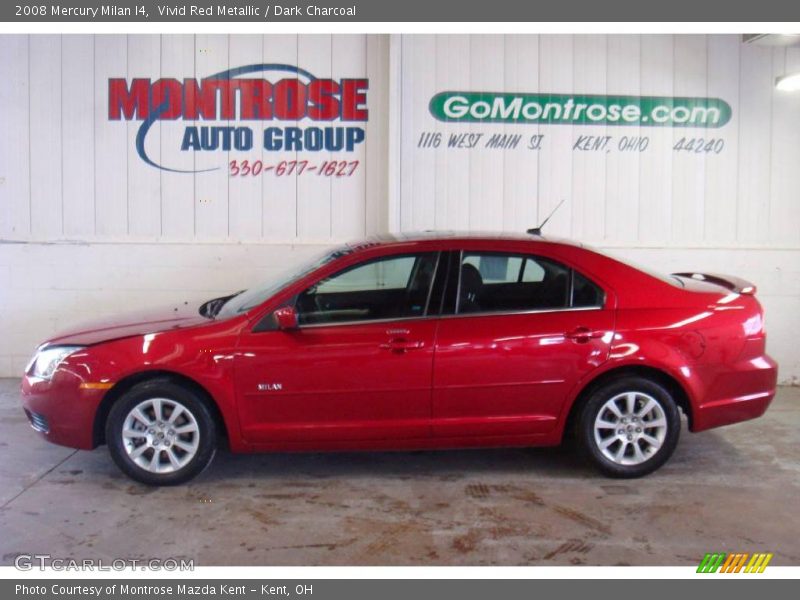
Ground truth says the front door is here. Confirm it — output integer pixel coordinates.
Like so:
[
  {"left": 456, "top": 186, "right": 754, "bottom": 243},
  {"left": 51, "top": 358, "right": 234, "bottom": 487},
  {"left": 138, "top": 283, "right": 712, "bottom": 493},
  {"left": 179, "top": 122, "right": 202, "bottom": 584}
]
[
  {"left": 432, "top": 251, "right": 614, "bottom": 438},
  {"left": 236, "top": 252, "right": 441, "bottom": 444}
]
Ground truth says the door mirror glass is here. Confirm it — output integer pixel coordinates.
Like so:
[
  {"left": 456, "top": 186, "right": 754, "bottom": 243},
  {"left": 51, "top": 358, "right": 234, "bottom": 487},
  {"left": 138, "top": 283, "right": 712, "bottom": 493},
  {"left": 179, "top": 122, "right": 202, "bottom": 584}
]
[{"left": 272, "top": 306, "right": 299, "bottom": 330}]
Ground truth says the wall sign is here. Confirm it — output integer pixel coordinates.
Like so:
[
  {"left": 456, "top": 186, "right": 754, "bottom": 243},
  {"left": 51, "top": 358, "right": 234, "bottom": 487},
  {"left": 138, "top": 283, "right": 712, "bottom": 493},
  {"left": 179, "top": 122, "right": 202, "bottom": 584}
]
[
  {"left": 108, "top": 63, "right": 369, "bottom": 173},
  {"left": 430, "top": 92, "right": 731, "bottom": 128},
  {"left": 420, "top": 90, "right": 733, "bottom": 158}
]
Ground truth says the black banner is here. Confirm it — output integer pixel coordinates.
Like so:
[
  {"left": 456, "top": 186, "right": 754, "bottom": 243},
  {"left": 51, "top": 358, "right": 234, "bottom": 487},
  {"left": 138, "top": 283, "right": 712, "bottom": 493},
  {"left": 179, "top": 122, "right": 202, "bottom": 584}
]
[
  {"left": 3, "top": 0, "right": 800, "bottom": 22},
  {"left": 4, "top": 580, "right": 799, "bottom": 600}
]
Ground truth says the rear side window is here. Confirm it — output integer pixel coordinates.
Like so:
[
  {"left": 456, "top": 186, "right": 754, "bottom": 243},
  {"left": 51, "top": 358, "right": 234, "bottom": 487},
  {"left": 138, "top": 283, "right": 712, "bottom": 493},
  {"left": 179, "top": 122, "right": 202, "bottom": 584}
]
[
  {"left": 572, "top": 270, "right": 604, "bottom": 307},
  {"left": 457, "top": 252, "right": 603, "bottom": 314}
]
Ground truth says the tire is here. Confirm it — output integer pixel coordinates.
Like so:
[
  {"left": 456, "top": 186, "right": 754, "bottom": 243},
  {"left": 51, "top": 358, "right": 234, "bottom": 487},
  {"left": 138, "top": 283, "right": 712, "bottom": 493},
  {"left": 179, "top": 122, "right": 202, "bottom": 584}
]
[
  {"left": 106, "top": 378, "right": 217, "bottom": 486},
  {"left": 576, "top": 376, "right": 681, "bottom": 478}
]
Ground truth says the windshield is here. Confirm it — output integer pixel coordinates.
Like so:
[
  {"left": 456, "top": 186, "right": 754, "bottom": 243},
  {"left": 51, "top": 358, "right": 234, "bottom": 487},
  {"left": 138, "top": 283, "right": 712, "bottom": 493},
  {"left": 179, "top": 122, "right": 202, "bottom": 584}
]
[{"left": 215, "top": 246, "right": 352, "bottom": 319}]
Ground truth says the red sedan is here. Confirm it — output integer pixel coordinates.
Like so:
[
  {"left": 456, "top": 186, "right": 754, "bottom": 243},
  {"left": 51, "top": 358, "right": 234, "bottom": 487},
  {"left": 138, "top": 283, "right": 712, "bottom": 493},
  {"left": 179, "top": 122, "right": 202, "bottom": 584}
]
[{"left": 21, "top": 233, "right": 777, "bottom": 485}]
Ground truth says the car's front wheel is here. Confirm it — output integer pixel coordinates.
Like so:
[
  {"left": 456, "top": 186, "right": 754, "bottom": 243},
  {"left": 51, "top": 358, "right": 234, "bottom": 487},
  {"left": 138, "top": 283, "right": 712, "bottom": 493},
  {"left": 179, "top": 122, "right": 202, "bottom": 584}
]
[
  {"left": 577, "top": 376, "right": 681, "bottom": 478},
  {"left": 106, "top": 379, "right": 217, "bottom": 485}
]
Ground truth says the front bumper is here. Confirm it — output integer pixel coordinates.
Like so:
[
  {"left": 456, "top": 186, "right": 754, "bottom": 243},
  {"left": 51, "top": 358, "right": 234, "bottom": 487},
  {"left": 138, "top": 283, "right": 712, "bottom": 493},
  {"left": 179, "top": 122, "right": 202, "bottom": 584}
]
[
  {"left": 20, "top": 371, "right": 109, "bottom": 450},
  {"left": 691, "top": 354, "right": 778, "bottom": 432}
]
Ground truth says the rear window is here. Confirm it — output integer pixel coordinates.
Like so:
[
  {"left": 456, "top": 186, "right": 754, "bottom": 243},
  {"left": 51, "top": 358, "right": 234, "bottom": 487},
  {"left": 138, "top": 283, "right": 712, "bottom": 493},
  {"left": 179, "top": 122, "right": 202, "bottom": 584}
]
[{"left": 457, "top": 252, "right": 604, "bottom": 314}]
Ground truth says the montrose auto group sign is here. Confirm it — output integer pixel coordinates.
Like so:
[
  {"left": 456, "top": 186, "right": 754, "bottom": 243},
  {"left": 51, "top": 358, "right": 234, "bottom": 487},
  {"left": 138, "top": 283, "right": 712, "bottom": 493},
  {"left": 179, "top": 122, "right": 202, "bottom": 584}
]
[{"left": 108, "top": 63, "right": 368, "bottom": 175}]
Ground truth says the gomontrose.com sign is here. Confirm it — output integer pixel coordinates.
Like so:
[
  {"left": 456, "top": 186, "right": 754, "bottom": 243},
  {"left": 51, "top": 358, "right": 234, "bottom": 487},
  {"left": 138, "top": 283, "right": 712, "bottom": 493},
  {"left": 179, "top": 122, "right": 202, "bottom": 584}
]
[{"left": 430, "top": 92, "right": 732, "bottom": 128}]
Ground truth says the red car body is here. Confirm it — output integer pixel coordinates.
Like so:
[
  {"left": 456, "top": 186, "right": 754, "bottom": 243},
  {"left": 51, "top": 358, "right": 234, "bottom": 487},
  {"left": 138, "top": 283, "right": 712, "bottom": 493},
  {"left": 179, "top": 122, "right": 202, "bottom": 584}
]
[{"left": 21, "top": 233, "right": 778, "bottom": 458}]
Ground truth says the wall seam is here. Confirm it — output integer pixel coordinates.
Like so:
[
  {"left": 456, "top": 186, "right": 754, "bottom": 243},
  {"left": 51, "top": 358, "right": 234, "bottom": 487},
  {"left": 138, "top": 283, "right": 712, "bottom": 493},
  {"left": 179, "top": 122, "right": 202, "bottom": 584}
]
[
  {"left": 60, "top": 34, "right": 65, "bottom": 236},
  {"left": 27, "top": 35, "right": 32, "bottom": 235},
  {"left": 93, "top": 36, "right": 97, "bottom": 235}
]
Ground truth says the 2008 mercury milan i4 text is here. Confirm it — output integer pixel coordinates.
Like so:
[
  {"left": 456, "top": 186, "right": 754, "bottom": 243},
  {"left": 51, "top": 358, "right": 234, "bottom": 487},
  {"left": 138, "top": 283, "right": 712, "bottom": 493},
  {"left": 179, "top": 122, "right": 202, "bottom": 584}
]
[{"left": 21, "top": 232, "right": 778, "bottom": 485}]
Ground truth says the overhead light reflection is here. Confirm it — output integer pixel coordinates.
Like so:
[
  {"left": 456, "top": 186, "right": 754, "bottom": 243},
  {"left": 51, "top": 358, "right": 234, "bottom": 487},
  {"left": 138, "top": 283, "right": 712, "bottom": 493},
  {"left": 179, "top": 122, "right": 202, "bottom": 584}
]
[{"left": 776, "top": 72, "right": 800, "bottom": 91}]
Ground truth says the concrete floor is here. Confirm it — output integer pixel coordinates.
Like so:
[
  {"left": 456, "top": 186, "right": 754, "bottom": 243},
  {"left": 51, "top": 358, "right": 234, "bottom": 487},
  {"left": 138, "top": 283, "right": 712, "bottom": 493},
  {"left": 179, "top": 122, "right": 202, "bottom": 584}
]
[{"left": 1, "top": 378, "right": 798, "bottom": 566}]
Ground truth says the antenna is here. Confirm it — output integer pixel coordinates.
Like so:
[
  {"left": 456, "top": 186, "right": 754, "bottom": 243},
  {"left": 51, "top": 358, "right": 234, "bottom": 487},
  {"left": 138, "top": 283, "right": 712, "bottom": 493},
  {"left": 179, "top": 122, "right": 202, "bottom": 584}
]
[{"left": 527, "top": 199, "right": 566, "bottom": 235}]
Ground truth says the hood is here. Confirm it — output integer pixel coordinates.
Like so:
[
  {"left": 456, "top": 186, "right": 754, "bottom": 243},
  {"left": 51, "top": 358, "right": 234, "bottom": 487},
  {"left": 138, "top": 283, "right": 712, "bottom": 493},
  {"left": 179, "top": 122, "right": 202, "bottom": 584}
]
[{"left": 46, "top": 300, "right": 212, "bottom": 346}]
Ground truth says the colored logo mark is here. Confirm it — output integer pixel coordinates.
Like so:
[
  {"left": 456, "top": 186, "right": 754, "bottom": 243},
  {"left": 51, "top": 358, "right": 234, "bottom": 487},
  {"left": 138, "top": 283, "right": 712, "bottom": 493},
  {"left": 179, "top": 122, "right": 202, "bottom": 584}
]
[{"left": 697, "top": 552, "right": 773, "bottom": 573}]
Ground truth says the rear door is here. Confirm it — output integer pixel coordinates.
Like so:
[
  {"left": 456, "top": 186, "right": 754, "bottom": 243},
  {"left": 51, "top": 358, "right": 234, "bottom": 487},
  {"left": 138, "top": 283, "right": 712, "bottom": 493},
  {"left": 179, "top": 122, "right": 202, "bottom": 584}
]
[{"left": 432, "top": 250, "right": 614, "bottom": 438}]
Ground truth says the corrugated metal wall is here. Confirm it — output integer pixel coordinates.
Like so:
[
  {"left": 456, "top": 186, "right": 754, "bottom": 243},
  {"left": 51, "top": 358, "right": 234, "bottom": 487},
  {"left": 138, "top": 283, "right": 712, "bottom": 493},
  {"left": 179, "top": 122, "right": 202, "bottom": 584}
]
[
  {"left": 4, "top": 34, "right": 797, "bottom": 246},
  {"left": 0, "top": 34, "right": 389, "bottom": 242},
  {"left": 397, "top": 34, "right": 800, "bottom": 248}
]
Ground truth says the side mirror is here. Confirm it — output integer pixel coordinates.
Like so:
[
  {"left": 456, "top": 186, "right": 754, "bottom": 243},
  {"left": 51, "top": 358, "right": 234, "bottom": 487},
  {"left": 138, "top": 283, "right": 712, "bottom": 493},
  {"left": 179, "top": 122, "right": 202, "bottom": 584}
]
[{"left": 272, "top": 306, "right": 299, "bottom": 331}]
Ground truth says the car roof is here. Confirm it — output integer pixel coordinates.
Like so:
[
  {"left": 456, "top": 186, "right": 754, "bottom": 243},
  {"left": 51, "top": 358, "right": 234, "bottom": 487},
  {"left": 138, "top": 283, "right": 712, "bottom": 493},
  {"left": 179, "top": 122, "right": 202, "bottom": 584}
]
[{"left": 347, "top": 230, "right": 584, "bottom": 250}]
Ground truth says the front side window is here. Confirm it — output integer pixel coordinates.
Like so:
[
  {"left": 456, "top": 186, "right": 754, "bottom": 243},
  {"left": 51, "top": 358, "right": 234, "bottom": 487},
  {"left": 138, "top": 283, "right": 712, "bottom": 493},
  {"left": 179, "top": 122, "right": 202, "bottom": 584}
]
[
  {"left": 216, "top": 246, "right": 352, "bottom": 318},
  {"left": 457, "top": 252, "right": 603, "bottom": 314},
  {"left": 296, "top": 253, "right": 439, "bottom": 325}
]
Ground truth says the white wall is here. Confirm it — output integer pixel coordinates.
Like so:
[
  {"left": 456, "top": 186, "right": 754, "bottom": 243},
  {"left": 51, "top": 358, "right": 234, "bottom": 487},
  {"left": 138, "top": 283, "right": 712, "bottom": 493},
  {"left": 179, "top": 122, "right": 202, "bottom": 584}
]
[
  {"left": 0, "top": 241, "right": 329, "bottom": 376},
  {"left": 1, "top": 33, "right": 799, "bottom": 383},
  {"left": 396, "top": 34, "right": 800, "bottom": 245},
  {"left": 0, "top": 34, "right": 389, "bottom": 243}
]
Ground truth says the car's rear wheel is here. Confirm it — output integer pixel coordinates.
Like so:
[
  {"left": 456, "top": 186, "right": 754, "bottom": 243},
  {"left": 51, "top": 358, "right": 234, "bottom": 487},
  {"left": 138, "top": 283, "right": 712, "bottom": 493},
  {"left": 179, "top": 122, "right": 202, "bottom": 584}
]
[
  {"left": 577, "top": 376, "right": 681, "bottom": 478},
  {"left": 106, "top": 379, "right": 217, "bottom": 485}
]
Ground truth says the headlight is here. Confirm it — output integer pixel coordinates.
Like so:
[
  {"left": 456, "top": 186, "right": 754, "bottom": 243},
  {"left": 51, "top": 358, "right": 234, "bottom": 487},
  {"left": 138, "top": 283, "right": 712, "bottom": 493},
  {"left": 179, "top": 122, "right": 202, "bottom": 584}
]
[{"left": 28, "top": 346, "right": 85, "bottom": 380}]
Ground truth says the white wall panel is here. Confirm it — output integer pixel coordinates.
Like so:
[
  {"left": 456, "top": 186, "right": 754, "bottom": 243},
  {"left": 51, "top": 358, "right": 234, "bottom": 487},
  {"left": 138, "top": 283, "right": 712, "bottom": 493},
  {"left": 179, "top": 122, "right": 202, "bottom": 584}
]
[
  {"left": 126, "top": 34, "right": 162, "bottom": 237},
  {"left": 296, "top": 35, "right": 333, "bottom": 240},
  {"left": 331, "top": 34, "right": 368, "bottom": 240},
  {"left": 468, "top": 35, "right": 505, "bottom": 231},
  {"left": 8, "top": 33, "right": 796, "bottom": 249},
  {"left": 261, "top": 34, "right": 299, "bottom": 240},
  {"left": 670, "top": 35, "right": 707, "bottom": 244},
  {"left": 227, "top": 34, "right": 264, "bottom": 241},
  {"left": 570, "top": 35, "right": 606, "bottom": 241},
  {"left": 398, "top": 34, "right": 800, "bottom": 251},
  {"left": 0, "top": 34, "right": 375, "bottom": 243},
  {"left": 94, "top": 35, "right": 128, "bottom": 237},
  {"left": 160, "top": 34, "right": 196, "bottom": 239},
  {"left": 604, "top": 35, "right": 640, "bottom": 243},
  {"left": 502, "top": 35, "right": 540, "bottom": 232},
  {"left": 432, "top": 34, "right": 471, "bottom": 230},
  {"left": 769, "top": 47, "right": 800, "bottom": 246},
  {"left": 637, "top": 35, "right": 674, "bottom": 245},
  {"left": 537, "top": 35, "right": 574, "bottom": 234},
  {"left": 193, "top": 34, "right": 229, "bottom": 239},
  {"left": 29, "top": 36, "right": 63, "bottom": 238},
  {"left": 364, "top": 34, "right": 391, "bottom": 235},
  {"left": 736, "top": 45, "right": 773, "bottom": 245},
  {"left": 62, "top": 35, "right": 96, "bottom": 237},
  {"left": 0, "top": 35, "right": 31, "bottom": 237},
  {"left": 704, "top": 35, "right": 740, "bottom": 245},
  {"left": 401, "top": 34, "right": 438, "bottom": 231}
]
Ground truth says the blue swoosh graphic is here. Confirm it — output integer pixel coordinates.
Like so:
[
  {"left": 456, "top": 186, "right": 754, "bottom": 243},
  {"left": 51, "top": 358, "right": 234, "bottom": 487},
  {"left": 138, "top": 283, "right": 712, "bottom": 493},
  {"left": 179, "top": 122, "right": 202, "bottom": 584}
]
[{"left": 136, "top": 63, "right": 318, "bottom": 173}]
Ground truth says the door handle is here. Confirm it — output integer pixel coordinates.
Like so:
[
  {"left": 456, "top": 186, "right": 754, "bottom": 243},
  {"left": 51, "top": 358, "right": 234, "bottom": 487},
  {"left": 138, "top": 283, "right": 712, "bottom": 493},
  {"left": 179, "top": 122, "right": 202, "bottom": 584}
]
[
  {"left": 565, "top": 327, "right": 603, "bottom": 343},
  {"left": 379, "top": 338, "right": 425, "bottom": 353}
]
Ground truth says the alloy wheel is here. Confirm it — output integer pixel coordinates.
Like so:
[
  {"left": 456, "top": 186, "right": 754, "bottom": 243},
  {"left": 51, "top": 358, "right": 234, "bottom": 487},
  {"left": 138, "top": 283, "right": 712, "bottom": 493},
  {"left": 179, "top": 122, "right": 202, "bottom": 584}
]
[
  {"left": 121, "top": 397, "right": 201, "bottom": 474},
  {"left": 593, "top": 391, "right": 668, "bottom": 466}
]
